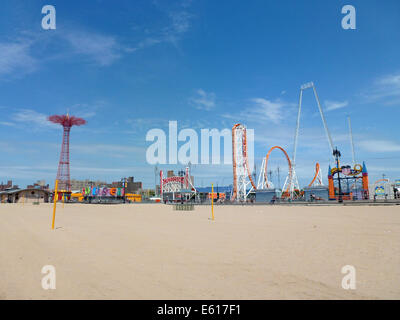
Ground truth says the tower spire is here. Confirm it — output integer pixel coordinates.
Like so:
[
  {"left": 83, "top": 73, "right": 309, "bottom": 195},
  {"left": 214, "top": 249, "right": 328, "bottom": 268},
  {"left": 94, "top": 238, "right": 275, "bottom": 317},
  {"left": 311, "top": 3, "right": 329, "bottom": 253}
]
[{"left": 48, "top": 114, "right": 86, "bottom": 192}]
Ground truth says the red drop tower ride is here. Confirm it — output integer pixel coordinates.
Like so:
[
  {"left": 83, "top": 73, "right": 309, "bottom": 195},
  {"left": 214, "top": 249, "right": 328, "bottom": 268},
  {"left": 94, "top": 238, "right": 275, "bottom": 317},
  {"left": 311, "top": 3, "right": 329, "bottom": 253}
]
[{"left": 48, "top": 114, "right": 86, "bottom": 192}]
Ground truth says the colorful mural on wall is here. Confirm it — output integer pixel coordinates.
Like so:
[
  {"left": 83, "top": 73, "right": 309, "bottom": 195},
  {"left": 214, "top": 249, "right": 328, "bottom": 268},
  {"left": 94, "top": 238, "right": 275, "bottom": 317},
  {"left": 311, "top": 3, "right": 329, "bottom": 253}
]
[
  {"left": 82, "top": 187, "right": 125, "bottom": 197},
  {"left": 374, "top": 186, "right": 385, "bottom": 196}
]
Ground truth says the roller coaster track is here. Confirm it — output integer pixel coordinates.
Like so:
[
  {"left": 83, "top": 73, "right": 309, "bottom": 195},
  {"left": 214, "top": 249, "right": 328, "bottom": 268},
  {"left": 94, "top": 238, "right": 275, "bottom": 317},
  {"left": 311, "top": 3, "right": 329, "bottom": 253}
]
[
  {"left": 232, "top": 124, "right": 256, "bottom": 201},
  {"left": 308, "top": 162, "right": 323, "bottom": 187},
  {"left": 263, "top": 146, "right": 292, "bottom": 193}
]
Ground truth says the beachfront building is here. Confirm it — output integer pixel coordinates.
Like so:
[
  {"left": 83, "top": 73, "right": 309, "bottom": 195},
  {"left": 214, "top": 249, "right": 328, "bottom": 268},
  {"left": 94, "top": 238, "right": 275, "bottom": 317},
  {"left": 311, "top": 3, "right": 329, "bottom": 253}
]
[
  {"left": 0, "top": 188, "right": 50, "bottom": 203},
  {"left": 369, "top": 179, "right": 400, "bottom": 200}
]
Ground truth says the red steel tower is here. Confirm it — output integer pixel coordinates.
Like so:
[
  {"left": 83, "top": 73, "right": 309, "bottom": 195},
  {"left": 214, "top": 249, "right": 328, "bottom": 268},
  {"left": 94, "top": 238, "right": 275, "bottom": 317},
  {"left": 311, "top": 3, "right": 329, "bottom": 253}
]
[{"left": 48, "top": 114, "right": 86, "bottom": 191}]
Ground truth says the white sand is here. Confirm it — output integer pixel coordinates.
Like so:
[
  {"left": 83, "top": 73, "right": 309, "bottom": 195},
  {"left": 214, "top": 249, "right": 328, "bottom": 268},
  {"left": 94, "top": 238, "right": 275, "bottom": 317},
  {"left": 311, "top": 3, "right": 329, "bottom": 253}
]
[{"left": 0, "top": 203, "right": 399, "bottom": 299}]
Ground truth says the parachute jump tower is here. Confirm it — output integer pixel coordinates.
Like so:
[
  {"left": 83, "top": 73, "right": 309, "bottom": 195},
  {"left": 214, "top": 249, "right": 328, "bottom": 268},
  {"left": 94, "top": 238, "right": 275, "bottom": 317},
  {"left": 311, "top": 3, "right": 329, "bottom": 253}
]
[{"left": 48, "top": 114, "right": 86, "bottom": 192}]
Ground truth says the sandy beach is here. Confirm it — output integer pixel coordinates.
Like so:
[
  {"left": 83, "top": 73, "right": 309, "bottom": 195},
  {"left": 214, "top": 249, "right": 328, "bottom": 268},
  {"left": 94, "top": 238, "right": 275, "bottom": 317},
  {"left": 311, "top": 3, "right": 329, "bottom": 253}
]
[{"left": 0, "top": 203, "right": 399, "bottom": 299}]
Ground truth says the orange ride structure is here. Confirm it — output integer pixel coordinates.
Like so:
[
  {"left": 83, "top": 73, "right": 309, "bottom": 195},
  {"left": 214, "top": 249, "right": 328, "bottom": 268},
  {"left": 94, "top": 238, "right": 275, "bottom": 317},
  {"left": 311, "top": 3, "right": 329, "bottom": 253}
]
[
  {"left": 328, "top": 162, "right": 369, "bottom": 200},
  {"left": 231, "top": 123, "right": 298, "bottom": 201},
  {"left": 231, "top": 124, "right": 257, "bottom": 201},
  {"left": 231, "top": 123, "right": 325, "bottom": 201},
  {"left": 308, "top": 163, "right": 323, "bottom": 187},
  {"left": 231, "top": 82, "right": 361, "bottom": 202},
  {"left": 257, "top": 145, "right": 294, "bottom": 198}
]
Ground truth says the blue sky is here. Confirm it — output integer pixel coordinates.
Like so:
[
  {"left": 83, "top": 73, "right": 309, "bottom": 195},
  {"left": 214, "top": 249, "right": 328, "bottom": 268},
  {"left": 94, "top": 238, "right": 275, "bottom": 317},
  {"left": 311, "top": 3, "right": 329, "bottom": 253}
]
[{"left": 1, "top": 0, "right": 400, "bottom": 189}]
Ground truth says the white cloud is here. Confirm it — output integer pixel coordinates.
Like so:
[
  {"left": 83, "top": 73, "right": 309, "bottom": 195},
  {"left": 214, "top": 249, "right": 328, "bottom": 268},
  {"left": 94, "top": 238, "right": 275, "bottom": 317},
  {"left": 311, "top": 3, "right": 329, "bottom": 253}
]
[
  {"left": 12, "top": 109, "right": 58, "bottom": 129},
  {"left": 189, "top": 89, "right": 216, "bottom": 110},
  {"left": 68, "top": 101, "right": 106, "bottom": 119},
  {"left": 325, "top": 100, "right": 348, "bottom": 111},
  {"left": 0, "top": 121, "right": 16, "bottom": 127},
  {"left": 2, "top": 101, "right": 103, "bottom": 131},
  {"left": 136, "top": 6, "right": 193, "bottom": 50},
  {"left": 249, "top": 98, "right": 288, "bottom": 124},
  {"left": 222, "top": 98, "right": 294, "bottom": 125},
  {"left": 0, "top": 138, "right": 145, "bottom": 160},
  {"left": 377, "top": 74, "right": 400, "bottom": 87},
  {"left": 168, "top": 11, "right": 191, "bottom": 36},
  {"left": 364, "top": 165, "right": 400, "bottom": 173},
  {"left": 359, "top": 139, "right": 400, "bottom": 152},
  {"left": 0, "top": 29, "right": 123, "bottom": 79},
  {"left": 71, "top": 144, "right": 145, "bottom": 156},
  {"left": 363, "top": 73, "right": 400, "bottom": 105},
  {"left": 71, "top": 166, "right": 143, "bottom": 173},
  {"left": 1, "top": 2, "right": 193, "bottom": 75},
  {"left": 0, "top": 42, "right": 37, "bottom": 77},
  {"left": 0, "top": 164, "right": 145, "bottom": 180},
  {"left": 181, "top": 0, "right": 193, "bottom": 8},
  {"left": 137, "top": 37, "right": 162, "bottom": 49},
  {"left": 64, "top": 31, "right": 121, "bottom": 66}
]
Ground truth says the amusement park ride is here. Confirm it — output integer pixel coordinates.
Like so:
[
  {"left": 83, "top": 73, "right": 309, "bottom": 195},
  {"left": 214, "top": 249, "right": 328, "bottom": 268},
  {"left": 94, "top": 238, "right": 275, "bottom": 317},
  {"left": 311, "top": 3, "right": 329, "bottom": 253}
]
[
  {"left": 328, "top": 155, "right": 369, "bottom": 201},
  {"left": 231, "top": 124, "right": 257, "bottom": 201},
  {"left": 49, "top": 113, "right": 86, "bottom": 199},
  {"left": 158, "top": 82, "right": 369, "bottom": 203},
  {"left": 231, "top": 82, "right": 369, "bottom": 202},
  {"left": 160, "top": 167, "right": 197, "bottom": 202}
]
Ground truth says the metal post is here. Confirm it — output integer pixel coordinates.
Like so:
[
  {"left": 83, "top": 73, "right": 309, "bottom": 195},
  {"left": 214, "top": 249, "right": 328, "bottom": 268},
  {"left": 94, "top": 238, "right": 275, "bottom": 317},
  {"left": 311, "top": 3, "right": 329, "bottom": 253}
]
[
  {"left": 312, "top": 84, "right": 334, "bottom": 156},
  {"left": 154, "top": 165, "right": 158, "bottom": 196},
  {"left": 211, "top": 183, "right": 215, "bottom": 220},
  {"left": 52, "top": 180, "right": 59, "bottom": 230},
  {"left": 121, "top": 177, "right": 127, "bottom": 203},
  {"left": 348, "top": 116, "right": 356, "bottom": 166},
  {"left": 333, "top": 148, "right": 343, "bottom": 203},
  {"left": 277, "top": 166, "right": 281, "bottom": 190},
  {"left": 293, "top": 88, "right": 303, "bottom": 165}
]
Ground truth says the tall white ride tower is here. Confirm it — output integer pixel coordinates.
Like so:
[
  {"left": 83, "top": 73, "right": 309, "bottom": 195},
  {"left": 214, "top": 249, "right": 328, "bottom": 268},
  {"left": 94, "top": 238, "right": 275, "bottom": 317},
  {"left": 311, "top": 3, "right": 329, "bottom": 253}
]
[
  {"left": 232, "top": 124, "right": 257, "bottom": 201},
  {"left": 287, "top": 82, "right": 334, "bottom": 198}
]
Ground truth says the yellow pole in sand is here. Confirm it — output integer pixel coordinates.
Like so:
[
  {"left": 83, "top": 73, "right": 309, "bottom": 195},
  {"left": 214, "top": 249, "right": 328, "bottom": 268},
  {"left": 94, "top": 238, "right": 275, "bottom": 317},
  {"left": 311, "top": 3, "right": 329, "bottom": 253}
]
[
  {"left": 52, "top": 180, "right": 59, "bottom": 230},
  {"left": 211, "top": 183, "right": 215, "bottom": 221},
  {"left": 62, "top": 192, "right": 64, "bottom": 209}
]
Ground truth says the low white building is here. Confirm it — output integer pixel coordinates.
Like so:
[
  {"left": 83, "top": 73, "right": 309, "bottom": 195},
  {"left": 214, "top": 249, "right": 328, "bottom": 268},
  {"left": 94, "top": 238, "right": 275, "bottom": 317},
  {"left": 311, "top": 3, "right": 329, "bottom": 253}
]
[{"left": 369, "top": 181, "right": 400, "bottom": 200}]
